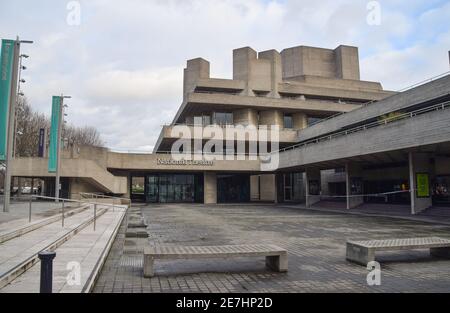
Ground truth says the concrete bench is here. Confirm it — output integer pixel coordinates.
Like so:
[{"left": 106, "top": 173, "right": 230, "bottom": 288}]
[
  {"left": 346, "top": 237, "right": 450, "bottom": 265},
  {"left": 143, "top": 244, "right": 288, "bottom": 277}
]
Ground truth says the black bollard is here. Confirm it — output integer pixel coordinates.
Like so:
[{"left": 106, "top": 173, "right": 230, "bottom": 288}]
[{"left": 38, "top": 251, "right": 56, "bottom": 293}]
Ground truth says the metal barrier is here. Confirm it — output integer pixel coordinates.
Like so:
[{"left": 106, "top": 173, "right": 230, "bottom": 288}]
[
  {"left": 12, "top": 194, "right": 128, "bottom": 228},
  {"left": 79, "top": 192, "right": 131, "bottom": 206}
]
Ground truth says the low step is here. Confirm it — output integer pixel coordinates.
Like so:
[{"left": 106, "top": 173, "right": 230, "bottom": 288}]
[{"left": 125, "top": 230, "right": 149, "bottom": 238}]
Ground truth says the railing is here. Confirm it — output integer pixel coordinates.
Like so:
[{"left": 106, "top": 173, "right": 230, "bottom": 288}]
[
  {"left": 2, "top": 194, "right": 128, "bottom": 227},
  {"left": 79, "top": 192, "right": 131, "bottom": 205},
  {"left": 306, "top": 71, "right": 450, "bottom": 127},
  {"left": 274, "top": 100, "right": 450, "bottom": 154},
  {"left": 108, "top": 149, "right": 153, "bottom": 154},
  {"left": 162, "top": 123, "right": 299, "bottom": 131},
  {"left": 151, "top": 151, "right": 265, "bottom": 158},
  {"left": 397, "top": 71, "right": 450, "bottom": 93}
]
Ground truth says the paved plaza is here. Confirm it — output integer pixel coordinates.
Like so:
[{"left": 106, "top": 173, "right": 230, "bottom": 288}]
[{"left": 93, "top": 204, "right": 450, "bottom": 293}]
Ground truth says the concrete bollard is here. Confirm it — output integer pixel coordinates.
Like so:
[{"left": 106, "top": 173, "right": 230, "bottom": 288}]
[{"left": 38, "top": 251, "right": 56, "bottom": 293}]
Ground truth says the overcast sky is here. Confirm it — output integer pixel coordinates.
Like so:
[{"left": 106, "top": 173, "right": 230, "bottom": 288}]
[{"left": 1, "top": 0, "right": 449, "bottom": 151}]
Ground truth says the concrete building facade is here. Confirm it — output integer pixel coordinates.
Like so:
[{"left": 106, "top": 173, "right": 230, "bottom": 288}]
[{"left": 11, "top": 44, "right": 450, "bottom": 214}]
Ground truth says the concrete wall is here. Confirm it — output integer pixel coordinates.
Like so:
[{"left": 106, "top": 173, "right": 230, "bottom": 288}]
[
  {"left": 281, "top": 45, "right": 360, "bottom": 80},
  {"left": 260, "top": 174, "right": 276, "bottom": 202},
  {"left": 70, "top": 178, "right": 100, "bottom": 199},
  {"left": 258, "top": 50, "right": 282, "bottom": 98},
  {"left": 335, "top": 45, "right": 360, "bottom": 80},
  {"left": 233, "top": 108, "right": 258, "bottom": 126},
  {"left": 292, "top": 112, "right": 308, "bottom": 130},
  {"left": 12, "top": 157, "right": 127, "bottom": 194},
  {"left": 250, "top": 175, "right": 260, "bottom": 200},
  {"left": 259, "top": 110, "right": 283, "bottom": 128},
  {"left": 184, "top": 58, "right": 210, "bottom": 99}
]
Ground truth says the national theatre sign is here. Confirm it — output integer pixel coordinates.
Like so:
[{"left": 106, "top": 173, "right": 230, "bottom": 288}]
[{"left": 157, "top": 158, "right": 214, "bottom": 166}]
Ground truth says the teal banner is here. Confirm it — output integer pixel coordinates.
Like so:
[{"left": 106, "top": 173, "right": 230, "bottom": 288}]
[
  {"left": 48, "top": 96, "right": 61, "bottom": 172},
  {"left": 0, "top": 39, "right": 15, "bottom": 161}
]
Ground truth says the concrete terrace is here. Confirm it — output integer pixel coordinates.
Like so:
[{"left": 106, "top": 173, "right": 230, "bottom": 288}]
[{"left": 93, "top": 204, "right": 450, "bottom": 293}]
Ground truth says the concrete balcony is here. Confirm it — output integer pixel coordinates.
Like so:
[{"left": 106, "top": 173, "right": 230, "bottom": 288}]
[
  {"left": 266, "top": 103, "right": 450, "bottom": 171},
  {"left": 278, "top": 81, "right": 395, "bottom": 102},
  {"left": 195, "top": 78, "right": 245, "bottom": 93}
]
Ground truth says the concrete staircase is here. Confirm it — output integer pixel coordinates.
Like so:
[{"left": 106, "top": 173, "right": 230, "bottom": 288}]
[{"left": 11, "top": 158, "right": 127, "bottom": 194}]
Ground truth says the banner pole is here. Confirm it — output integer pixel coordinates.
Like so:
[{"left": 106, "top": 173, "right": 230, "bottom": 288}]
[
  {"left": 3, "top": 37, "right": 20, "bottom": 213},
  {"left": 54, "top": 96, "right": 63, "bottom": 202}
]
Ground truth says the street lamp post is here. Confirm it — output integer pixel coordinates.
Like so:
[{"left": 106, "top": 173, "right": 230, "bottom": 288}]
[
  {"left": 3, "top": 36, "right": 32, "bottom": 213},
  {"left": 13, "top": 54, "right": 28, "bottom": 158}
]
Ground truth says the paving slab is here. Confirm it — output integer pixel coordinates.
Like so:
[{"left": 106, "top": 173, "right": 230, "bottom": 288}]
[{"left": 93, "top": 204, "right": 450, "bottom": 293}]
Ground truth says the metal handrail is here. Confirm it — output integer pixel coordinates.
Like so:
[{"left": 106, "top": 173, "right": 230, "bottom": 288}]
[
  {"left": 0, "top": 194, "right": 127, "bottom": 227},
  {"left": 26, "top": 194, "right": 128, "bottom": 209},
  {"left": 306, "top": 71, "right": 450, "bottom": 127},
  {"left": 397, "top": 71, "right": 450, "bottom": 92},
  {"left": 161, "top": 123, "right": 298, "bottom": 131},
  {"left": 79, "top": 192, "right": 130, "bottom": 203},
  {"left": 274, "top": 100, "right": 450, "bottom": 154}
]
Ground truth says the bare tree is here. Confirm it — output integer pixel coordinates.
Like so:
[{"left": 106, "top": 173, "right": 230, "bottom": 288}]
[
  {"left": 64, "top": 125, "right": 104, "bottom": 147},
  {"left": 15, "top": 96, "right": 49, "bottom": 157},
  {"left": 14, "top": 96, "right": 104, "bottom": 157}
]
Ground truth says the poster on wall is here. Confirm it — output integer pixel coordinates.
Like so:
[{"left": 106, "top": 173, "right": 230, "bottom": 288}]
[{"left": 416, "top": 172, "right": 430, "bottom": 198}]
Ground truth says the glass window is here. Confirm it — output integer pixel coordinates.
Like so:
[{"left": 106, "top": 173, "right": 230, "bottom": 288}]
[
  {"left": 283, "top": 115, "right": 293, "bottom": 129},
  {"left": 145, "top": 174, "right": 202, "bottom": 203},
  {"left": 307, "top": 117, "right": 322, "bottom": 126},
  {"left": 213, "top": 112, "right": 233, "bottom": 125}
]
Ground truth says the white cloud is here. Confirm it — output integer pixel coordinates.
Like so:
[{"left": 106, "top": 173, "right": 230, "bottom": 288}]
[{"left": 0, "top": 0, "right": 449, "bottom": 149}]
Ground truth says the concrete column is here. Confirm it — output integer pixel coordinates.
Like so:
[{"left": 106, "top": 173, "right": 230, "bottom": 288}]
[
  {"left": 204, "top": 172, "right": 217, "bottom": 204},
  {"left": 233, "top": 47, "right": 257, "bottom": 96},
  {"left": 260, "top": 174, "right": 276, "bottom": 202},
  {"left": 258, "top": 49, "right": 282, "bottom": 98},
  {"left": 17, "top": 177, "right": 22, "bottom": 196},
  {"left": 183, "top": 58, "right": 210, "bottom": 100},
  {"left": 292, "top": 113, "right": 308, "bottom": 130},
  {"left": 409, "top": 152, "right": 432, "bottom": 214},
  {"left": 233, "top": 108, "right": 258, "bottom": 126},
  {"left": 125, "top": 174, "right": 131, "bottom": 199},
  {"left": 334, "top": 45, "right": 360, "bottom": 80},
  {"left": 250, "top": 175, "right": 260, "bottom": 201},
  {"left": 259, "top": 110, "right": 283, "bottom": 128},
  {"left": 305, "top": 168, "right": 321, "bottom": 208},
  {"left": 41, "top": 179, "right": 45, "bottom": 196},
  {"left": 345, "top": 162, "right": 364, "bottom": 209}
]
